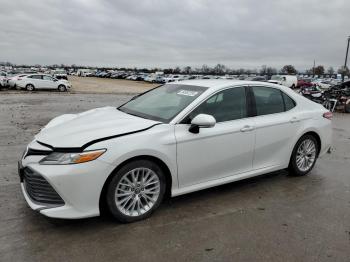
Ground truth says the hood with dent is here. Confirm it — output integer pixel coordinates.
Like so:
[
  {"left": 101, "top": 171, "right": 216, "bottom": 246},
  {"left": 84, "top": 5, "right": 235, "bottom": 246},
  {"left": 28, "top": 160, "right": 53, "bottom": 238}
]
[{"left": 35, "top": 106, "right": 160, "bottom": 149}]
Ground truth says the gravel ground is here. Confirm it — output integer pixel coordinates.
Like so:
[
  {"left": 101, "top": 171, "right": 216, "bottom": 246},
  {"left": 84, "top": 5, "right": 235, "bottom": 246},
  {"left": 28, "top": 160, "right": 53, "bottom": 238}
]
[
  {"left": 68, "top": 76, "right": 157, "bottom": 94},
  {"left": 0, "top": 93, "right": 350, "bottom": 262}
]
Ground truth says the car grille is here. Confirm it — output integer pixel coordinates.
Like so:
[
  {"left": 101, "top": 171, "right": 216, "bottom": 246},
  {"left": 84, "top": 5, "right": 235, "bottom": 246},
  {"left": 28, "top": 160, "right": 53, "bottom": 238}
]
[{"left": 23, "top": 167, "right": 64, "bottom": 206}]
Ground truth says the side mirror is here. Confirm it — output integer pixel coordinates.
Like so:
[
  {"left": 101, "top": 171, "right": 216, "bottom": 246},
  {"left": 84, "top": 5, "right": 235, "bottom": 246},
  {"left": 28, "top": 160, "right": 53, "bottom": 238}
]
[
  {"left": 53, "top": 78, "right": 58, "bottom": 82},
  {"left": 189, "top": 114, "right": 216, "bottom": 134}
]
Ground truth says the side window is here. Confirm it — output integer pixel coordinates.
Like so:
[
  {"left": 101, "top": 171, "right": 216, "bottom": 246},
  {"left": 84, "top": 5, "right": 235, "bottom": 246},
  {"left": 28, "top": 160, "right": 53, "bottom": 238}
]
[
  {"left": 252, "top": 86, "right": 284, "bottom": 115},
  {"left": 43, "top": 75, "right": 53, "bottom": 81},
  {"left": 31, "top": 75, "right": 42, "bottom": 80},
  {"left": 183, "top": 87, "right": 247, "bottom": 123},
  {"left": 282, "top": 92, "right": 296, "bottom": 111}
]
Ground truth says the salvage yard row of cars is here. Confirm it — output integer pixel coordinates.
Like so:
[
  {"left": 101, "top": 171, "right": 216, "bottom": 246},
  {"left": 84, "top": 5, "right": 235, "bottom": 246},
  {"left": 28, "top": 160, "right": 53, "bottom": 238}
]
[
  {"left": 0, "top": 68, "right": 347, "bottom": 93},
  {"left": 75, "top": 69, "right": 344, "bottom": 89}
]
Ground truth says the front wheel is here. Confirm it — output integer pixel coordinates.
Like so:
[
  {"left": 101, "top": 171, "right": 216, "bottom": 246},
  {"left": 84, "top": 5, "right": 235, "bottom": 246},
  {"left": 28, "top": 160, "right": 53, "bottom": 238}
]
[
  {"left": 106, "top": 160, "right": 166, "bottom": 223},
  {"left": 288, "top": 135, "right": 319, "bottom": 176},
  {"left": 58, "top": 85, "right": 67, "bottom": 92}
]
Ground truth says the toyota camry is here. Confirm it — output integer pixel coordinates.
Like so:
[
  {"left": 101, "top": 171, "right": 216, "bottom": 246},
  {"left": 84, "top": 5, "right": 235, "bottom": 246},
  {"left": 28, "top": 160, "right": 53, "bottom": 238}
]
[{"left": 19, "top": 80, "right": 332, "bottom": 222}]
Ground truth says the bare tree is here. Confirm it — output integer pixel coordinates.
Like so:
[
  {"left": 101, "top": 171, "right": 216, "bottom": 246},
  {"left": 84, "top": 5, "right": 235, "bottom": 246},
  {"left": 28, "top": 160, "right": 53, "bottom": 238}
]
[
  {"left": 281, "top": 65, "right": 297, "bottom": 74},
  {"left": 214, "top": 64, "right": 226, "bottom": 75}
]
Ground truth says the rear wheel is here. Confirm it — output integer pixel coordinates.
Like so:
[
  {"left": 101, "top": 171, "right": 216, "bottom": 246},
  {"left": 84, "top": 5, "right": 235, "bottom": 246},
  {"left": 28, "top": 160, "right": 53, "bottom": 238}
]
[
  {"left": 26, "top": 84, "right": 34, "bottom": 91},
  {"left": 288, "top": 135, "right": 319, "bottom": 176},
  {"left": 106, "top": 160, "right": 166, "bottom": 223}
]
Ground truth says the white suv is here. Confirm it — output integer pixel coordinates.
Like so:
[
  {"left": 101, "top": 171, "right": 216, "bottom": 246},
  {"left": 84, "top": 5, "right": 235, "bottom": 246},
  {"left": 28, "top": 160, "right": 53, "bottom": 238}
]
[{"left": 17, "top": 74, "right": 71, "bottom": 92}]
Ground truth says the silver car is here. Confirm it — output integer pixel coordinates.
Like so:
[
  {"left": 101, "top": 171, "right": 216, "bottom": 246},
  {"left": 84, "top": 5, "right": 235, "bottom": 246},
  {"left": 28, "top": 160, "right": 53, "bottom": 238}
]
[{"left": 17, "top": 74, "right": 71, "bottom": 91}]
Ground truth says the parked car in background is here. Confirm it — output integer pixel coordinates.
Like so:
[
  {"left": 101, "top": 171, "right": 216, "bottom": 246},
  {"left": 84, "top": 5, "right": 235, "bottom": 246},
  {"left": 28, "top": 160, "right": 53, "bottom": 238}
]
[
  {"left": 297, "top": 78, "right": 313, "bottom": 88},
  {"left": 19, "top": 80, "right": 332, "bottom": 222},
  {"left": 163, "top": 75, "right": 184, "bottom": 83},
  {"left": 245, "top": 76, "right": 267, "bottom": 82},
  {"left": 77, "top": 69, "right": 94, "bottom": 77},
  {"left": 268, "top": 75, "right": 298, "bottom": 88},
  {"left": 52, "top": 69, "right": 68, "bottom": 80},
  {"left": 16, "top": 74, "right": 71, "bottom": 91},
  {"left": 312, "top": 79, "right": 332, "bottom": 90},
  {"left": 8, "top": 74, "right": 28, "bottom": 89},
  {"left": 0, "top": 72, "right": 7, "bottom": 89}
]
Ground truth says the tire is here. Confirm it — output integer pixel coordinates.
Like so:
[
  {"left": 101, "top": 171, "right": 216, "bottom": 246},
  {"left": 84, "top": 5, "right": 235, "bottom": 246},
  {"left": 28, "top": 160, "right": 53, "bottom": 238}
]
[
  {"left": 26, "top": 84, "right": 34, "bottom": 91},
  {"left": 106, "top": 160, "right": 166, "bottom": 223},
  {"left": 58, "top": 85, "right": 66, "bottom": 92},
  {"left": 288, "top": 134, "right": 319, "bottom": 176}
]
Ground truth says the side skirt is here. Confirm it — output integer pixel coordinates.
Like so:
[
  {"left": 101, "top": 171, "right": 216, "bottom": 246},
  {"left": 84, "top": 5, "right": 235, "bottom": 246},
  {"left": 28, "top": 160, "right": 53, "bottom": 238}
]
[{"left": 171, "top": 165, "right": 285, "bottom": 197}]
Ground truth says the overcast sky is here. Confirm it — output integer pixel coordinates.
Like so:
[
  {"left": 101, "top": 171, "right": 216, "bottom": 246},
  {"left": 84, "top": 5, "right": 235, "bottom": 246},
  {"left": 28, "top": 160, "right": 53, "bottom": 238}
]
[{"left": 1, "top": 0, "right": 349, "bottom": 70}]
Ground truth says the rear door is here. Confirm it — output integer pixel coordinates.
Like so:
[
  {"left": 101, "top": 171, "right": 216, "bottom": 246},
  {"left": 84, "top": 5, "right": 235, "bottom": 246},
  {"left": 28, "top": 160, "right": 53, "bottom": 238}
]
[{"left": 249, "top": 85, "right": 301, "bottom": 169}]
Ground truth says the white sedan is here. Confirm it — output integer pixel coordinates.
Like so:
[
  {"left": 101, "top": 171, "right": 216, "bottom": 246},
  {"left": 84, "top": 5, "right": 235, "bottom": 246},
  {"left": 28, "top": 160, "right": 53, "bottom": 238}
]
[
  {"left": 17, "top": 74, "right": 71, "bottom": 91},
  {"left": 19, "top": 80, "right": 332, "bottom": 222}
]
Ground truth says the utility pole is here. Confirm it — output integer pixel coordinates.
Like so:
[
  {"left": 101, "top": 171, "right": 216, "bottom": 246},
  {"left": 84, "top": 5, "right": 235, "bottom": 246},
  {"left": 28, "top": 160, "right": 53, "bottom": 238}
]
[
  {"left": 313, "top": 60, "right": 315, "bottom": 78},
  {"left": 342, "top": 36, "right": 350, "bottom": 82}
]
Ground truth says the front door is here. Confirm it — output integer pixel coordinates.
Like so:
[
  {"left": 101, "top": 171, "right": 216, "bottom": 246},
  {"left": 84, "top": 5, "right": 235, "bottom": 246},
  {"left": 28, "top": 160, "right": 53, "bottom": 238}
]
[
  {"left": 42, "top": 75, "right": 57, "bottom": 89},
  {"left": 175, "top": 86, "right": 255, "bottom": 188}
]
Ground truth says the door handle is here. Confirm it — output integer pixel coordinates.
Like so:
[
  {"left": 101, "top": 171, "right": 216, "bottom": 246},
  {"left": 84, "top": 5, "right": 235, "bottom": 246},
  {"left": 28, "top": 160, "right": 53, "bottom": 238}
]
[
  {"left": 240, "top": 125, "right": 255, "bottom": 132},
  {"left": 290, "top": 117, "right": 300, "bottom": 123}
]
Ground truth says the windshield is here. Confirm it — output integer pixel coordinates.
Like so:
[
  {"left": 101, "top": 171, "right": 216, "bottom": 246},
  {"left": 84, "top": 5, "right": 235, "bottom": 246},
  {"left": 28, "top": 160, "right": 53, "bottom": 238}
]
[
  {"left": 271, "top": 75, "right": 282, "bottom": 81},
  {"left": 118, "top": 84, "right": 208, "bottom": 123}
]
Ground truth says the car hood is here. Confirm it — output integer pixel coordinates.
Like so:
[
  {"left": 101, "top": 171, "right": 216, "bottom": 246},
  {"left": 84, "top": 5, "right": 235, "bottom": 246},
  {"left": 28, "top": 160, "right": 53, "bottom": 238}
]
[{"left": 35, "top": 106, "right": 160, "bottom": 149}]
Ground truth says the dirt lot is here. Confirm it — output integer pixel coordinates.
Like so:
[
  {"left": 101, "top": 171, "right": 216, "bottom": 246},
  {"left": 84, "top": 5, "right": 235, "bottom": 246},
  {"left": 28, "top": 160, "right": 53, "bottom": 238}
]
[
  {"left": 68, "top": 76, "right": 157, "bottom": 94},
  {"left": 1, "top": 92, "right": 350, "bottom": 262}
]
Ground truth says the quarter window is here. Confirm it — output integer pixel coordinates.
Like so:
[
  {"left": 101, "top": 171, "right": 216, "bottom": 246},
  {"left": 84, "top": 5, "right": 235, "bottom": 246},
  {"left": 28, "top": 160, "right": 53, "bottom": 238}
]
[
  {"left": 252, "top": 86, "right": 284, "bottom": 115},
  {"left": 282, "top": 92, "right": 296, "bottom": 111},
  {"left": 183, "top": 86, "right": 247, "bottom": 123}
]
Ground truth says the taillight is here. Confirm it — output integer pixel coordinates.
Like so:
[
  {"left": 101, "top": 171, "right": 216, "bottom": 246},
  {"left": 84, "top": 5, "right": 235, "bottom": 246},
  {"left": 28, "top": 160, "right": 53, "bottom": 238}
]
[{"left": 323, "top": 111, "right": 333, "bottom": 120}]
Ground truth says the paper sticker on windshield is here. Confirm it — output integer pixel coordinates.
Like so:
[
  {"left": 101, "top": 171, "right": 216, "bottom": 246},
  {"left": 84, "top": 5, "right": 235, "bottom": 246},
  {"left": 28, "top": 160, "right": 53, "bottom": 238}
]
[{"left": 177, "top": 90, "right": 198, "bottom": 96}]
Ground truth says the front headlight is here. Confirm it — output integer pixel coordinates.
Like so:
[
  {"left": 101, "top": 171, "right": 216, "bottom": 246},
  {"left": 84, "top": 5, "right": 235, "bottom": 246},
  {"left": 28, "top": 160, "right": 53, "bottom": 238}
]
[{"left": 39, "top": 149, "right": 106, "bottom": 165}]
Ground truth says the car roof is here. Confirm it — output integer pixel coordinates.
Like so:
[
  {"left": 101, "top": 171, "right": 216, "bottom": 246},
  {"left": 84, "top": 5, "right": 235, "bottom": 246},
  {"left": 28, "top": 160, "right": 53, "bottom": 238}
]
[{"left": 168, "top": 79, "right": 280, "bottom": 91}]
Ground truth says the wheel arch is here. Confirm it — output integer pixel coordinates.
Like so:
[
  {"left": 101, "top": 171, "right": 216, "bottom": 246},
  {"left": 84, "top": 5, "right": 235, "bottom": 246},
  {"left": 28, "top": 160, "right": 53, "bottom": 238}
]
[
  {"left": 26, "top": 82, "right": 34, "bottom": 88},
  {"left": 99, "top": 155, "right": 173, "bottom": 214},
  {"left": 289, "top": 130, "right": 322, "bottom": 166}
]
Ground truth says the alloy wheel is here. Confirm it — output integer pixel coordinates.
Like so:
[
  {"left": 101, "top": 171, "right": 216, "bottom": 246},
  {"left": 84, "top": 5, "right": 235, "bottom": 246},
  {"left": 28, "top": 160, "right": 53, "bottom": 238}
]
[
  {"left": 296, "top": 139, "right": 317, "bottom": 172},
  {"left": 115, "top": 167, "right": 160, "bottom": 217}
]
